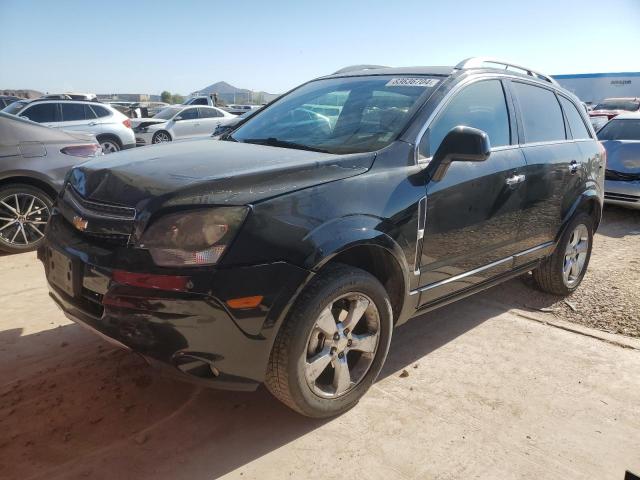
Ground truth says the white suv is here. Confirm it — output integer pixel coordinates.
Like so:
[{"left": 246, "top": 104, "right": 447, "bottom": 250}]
[{"left": 2, "top": 99, "right": 135, "bottom": 153}]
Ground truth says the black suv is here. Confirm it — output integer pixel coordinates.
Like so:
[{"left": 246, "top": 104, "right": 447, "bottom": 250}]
[{"left": 39, "top": 58, "right": 605, "bottom": 417}]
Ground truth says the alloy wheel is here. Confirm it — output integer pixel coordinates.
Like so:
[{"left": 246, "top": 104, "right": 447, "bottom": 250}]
[
  {"left": 153, "top": 132, "right": 171, "bottom": 143},
  {"left": 304, "top": 293, "right": 380, "bottom": 398},
  {"left": 100, "top": 140, "right": 120, "bottom": 154},
  {"left": 0, "top": 193, "right": 50, "bottom": 247},
  {"left": 563, "top": 224, "right": 589, "bottom": 287}
]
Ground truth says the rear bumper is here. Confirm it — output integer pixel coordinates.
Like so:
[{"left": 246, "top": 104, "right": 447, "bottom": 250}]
[
  {"left": 604, "top": 180, "right": 640, "bottom": 210},
  {"left": 39, "top": 213, "right": 312, "bottom": 390}
]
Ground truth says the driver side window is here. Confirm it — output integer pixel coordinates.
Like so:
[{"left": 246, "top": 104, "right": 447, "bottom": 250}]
[
  {"left": 419, "top": 80, "right": 510, "bottom": 158},
  {"left": 179, "top": 108, "right": 198, "bottom": 120}
]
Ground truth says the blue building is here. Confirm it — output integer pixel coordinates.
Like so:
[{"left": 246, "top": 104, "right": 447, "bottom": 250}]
[{"left": 552, "top": 72, "right": 640, "bottom": 105}]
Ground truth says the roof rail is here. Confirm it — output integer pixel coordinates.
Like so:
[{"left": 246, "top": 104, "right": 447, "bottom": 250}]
[
  {"left": 455, "top": 57, "right": 559, "bottom": 86},
  {"left": 332, "top": 64, "right": 389, "bottom": 75}
]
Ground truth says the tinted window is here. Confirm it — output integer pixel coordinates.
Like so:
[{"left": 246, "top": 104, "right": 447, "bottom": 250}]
[
  {"left": 178, "top": 108, "right": 198, "bottom": 120},
  {"left": 199, "top": 107, "right": 222, "bottom": 118},
  {"left": 559, "top": 97, "right": 591, "bottom": 140},
  {"left": 422, "top": 80, "right": 510, "bottom": 157},
  {"left": 61, "top": 103, "right": 88, "bottom": 121},
  {"left": 2, "top": 100, "right": 29, "bottom": 115},
  {"left": 190, "top": 98, "right": 209, "bottom": 105},
  {"left": 90, "top": 105, "right": 111, "bottom": 118},
  {"left": 153, "top": 107, "right": 181, "bottom": 120},
  {"left": 513, "top": 83, "right": 566, "bottom": 143},
  {"left": 593, "top": 99, "right": 639, "bottom": 112},
  {"left": 21, "top": 103, "right": 59, "bottom": 123},
  {"left": 597, "top": 119, "right": 640, "bottom": 141}
]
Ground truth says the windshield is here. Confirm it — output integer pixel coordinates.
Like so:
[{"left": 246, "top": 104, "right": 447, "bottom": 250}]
[
  {"left": 1, "top": 100, "right": 28, "bottom": 115},
  {"left": 153, "top": 107, "right": 181, "bottom": 120},
  {"left": 593, "top": 100, "right": 640, "bottom": 112},
  {"left": 230, "top": 75, "right": 441, "bottom": 154},
  {"left": 597, "top": 119, "right": 640, "bottom": 141}
]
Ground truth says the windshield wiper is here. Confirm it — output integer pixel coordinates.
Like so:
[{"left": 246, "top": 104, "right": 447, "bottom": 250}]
[{"left": 240, "top": 137, "right": 329, "bottom": 153}]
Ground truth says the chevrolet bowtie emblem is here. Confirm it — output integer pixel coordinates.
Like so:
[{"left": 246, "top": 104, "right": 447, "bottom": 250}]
[{"left": 72, "top": 216, "right": 89, "bottom": 232}]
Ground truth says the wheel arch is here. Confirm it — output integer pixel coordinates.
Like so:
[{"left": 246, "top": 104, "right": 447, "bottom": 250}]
[
  {"left": 96, "top": 133, "right": 123, "bottom": 148},
  {"left": 0, "top": 175, "right": 58, "bottom": 200},
  {"left": 557, "top": 189, "right": 602, "bottom": 244},
  {"left": 302, "top": 215, "right": 412, "bottom": 325}
]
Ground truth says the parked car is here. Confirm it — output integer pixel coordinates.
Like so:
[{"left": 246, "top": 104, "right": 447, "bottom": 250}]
[
  {"left": 225, "top": 104, "right": 262, "bottom": 115},
  {"left": 183, "top": 96, "right": 216, "bottom": 106},
  {"left": 0, "top": 95, "right": 23, "bottom": 109},
  {"left": 131, "top": 105, "right": 235, "bottom": 145},
  {"left": 589, "top": 97, "right": 640, "bottom": 131},
  {"left": 2, "top": 99, "right": 135, "bottom": 154},
  {"left": 597, "top": 112, "right": 640, "bottom": 209},
  {"left": 39, "top": 58, "right": 604, "bottom": 417},
  {"left": 211, "top": 108, "right": 260, "bottom": 137},
  {"left": 40, "top": 93, "right": 98, "bottom": 101},
  {"left": 0, "top": 112, "right": 101, "bottom": 253}
]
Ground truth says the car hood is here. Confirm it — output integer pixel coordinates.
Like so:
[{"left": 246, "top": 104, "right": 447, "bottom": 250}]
[
  {"left": 68, "top": 138, "right": 375, "bottom": 214},
  {"left": 602, "top": 140, "right": 640, "bottom": 173},
  {"left": 130, "top": 118, "right": 168, "bottom": 129}
]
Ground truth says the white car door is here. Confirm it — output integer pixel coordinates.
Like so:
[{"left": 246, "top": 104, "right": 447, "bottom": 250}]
[
  {"left": 171, "top": 107, "right": 200, "bottom": 139},
  {"left": 196, "top": 107, "right": 227, "bottom": 136},
  {"left": 57, "top": 103, "right": 98, "bottom": 133}
]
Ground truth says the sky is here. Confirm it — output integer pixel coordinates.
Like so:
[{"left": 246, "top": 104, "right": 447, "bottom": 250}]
[{"left": 1, "top": 0, "right": 639, "bottom": 96}]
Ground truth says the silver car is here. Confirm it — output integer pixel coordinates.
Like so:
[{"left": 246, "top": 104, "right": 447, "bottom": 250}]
[
  {"left": 131, "top": 105, "right": 235, "bottom": 145},
  {"left": 597, "top": 112, "right": 640, "bottom": 210},
  {"left": 0, "top": 112, "right": 101, "bottom": 253},
  {"left": 2, "top": 99, "right": 135, "bottom": 154}
]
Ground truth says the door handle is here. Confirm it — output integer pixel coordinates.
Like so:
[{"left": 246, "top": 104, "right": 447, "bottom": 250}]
[
  {"left": 505, "top": 174, "right": 526, "bottom": 186},
  {"left": 569, "top": 160, "right": 579, "bottom": 174},
  {"left": 88, "top": 122, "right": 98, "bottom": 126}
]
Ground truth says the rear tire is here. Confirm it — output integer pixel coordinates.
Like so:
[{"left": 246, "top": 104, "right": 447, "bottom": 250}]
[
  {"left": 0, "top": 184, "right": 52, "bottom": 254},
  {"left": 265, "top": 264, "right": 393, "bottom": 418},
  {"left": 97, "top": 135, "right": 121, "bottom": 154},
  {"left": 532, "top": 212, "right": 594, "bottom": 296}
]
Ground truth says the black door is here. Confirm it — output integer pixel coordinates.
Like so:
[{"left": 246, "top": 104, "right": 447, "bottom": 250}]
[
  {"left": 508, "top": 81, "right": 583, "bottom": 265},
  {"left": 415, "top": 79, "right": 527, "bottom": 306}
]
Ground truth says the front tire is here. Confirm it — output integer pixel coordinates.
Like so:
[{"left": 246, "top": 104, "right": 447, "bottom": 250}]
[
  {"left": 532, "top": 212, "right": 594, "bottom": 296},
  {"left": 265, "top": 264, "right": 393, "bottom": 418},
  {"left": 152, "top": 131, "right": 172, "bottom": 144},
  {"left": 0, "top": 184, "right": 52, "bottom": 254}
]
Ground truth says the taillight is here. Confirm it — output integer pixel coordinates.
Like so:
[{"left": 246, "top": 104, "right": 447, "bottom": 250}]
[
  {"left": 123, "top": 118, "right": 132, "bottom": 129},
  {"left": 60, "top": 144, "right": 102, "bottom": 157}
]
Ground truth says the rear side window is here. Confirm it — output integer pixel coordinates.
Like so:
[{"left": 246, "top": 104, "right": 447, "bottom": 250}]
[
  {"left": 90, "top": 105, "right": 111, "bottom": 118},
  {"left": 179, "top": 108, "right": 199, "bottom": 120},
  {"left": 422, "top": 80, "right": 510, "bottom": 157},
  {"left": 199, "top": 107, "right": 222, "bottom": 118},
  {"left": 559, "top": 97, "right": 591, "bottom": 140},
  {"left": 513, "top": 82, "right": 566, "bottom": 143},
  {"left": 61, "top": 103, "right": 89, "bottom": 121},
  {"left": 597, "top": 119, "right": 640, "bottom": 141},
  {"left": 190, "top": 98, "right": 209, "bottom": 105},
  {"left": 21, "top": 103, "right": 59, "bottom": 123}
]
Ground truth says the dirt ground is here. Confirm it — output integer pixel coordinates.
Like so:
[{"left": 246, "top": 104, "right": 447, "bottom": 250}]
[{"left": 0, "top": 205, "right": 639, "bottom": 479}]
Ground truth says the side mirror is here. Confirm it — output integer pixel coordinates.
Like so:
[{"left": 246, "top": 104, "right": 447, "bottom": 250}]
[
  {"left": 173, "top": 116, "right": 182, "bottom": 122},
  {"left": 430, "top": 126, "right": 491, "bottom": 181}
]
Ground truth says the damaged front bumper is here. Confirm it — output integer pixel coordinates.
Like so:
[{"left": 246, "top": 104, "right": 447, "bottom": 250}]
[{"left": 38, "top": 212, "right": 312, "bottom": 390}]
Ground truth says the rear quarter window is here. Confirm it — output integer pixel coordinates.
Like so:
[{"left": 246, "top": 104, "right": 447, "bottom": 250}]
[
  {"left": 90, "top": 105, "right": 111, "bottom": 118},
  {"left": 559, "top": 97, "right": 591, "bottom": 140},
  {"left": 513, "top": 82, "right": 566, "bottom": 143}
]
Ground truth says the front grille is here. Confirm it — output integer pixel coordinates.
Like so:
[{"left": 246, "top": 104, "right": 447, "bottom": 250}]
[
  {"left": 65, "top": 186, "right": 136, "bottom": 220},
  {"left": 604, "top": 192, "right": 640, "bottom": 203},
  {"left": 82, "top": 231, "right": 132, "bottom": 246}
]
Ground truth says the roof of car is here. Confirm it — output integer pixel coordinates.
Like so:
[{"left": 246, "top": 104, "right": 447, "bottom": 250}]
[
  {"left": 610, "top": 112, "right": 640, "bottom": 120},
  {"left": 323, "top": 66, "right": 455, "bottom": 78}
]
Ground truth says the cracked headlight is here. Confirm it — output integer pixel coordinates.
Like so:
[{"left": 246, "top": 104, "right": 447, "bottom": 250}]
[{"left": 139, "top": 207, "right": 248, "bottom": 267}]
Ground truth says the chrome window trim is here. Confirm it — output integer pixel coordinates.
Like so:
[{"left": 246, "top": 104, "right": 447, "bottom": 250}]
[{"left": 414, "top": 73, "right": 580, "bottom": 165}]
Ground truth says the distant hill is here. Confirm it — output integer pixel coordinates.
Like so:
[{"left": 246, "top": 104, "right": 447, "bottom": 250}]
[{"left": 192, "top": 81, "right": 279, "bottom": 105}]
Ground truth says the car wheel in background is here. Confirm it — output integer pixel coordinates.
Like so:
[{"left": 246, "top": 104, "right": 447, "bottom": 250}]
[
  {"left": 532, "top": 212, "right": 594, "bottom": 296},
  {"left": 97, "top": 136, "right": 121, "bottom": 154},
  {"left": 265, "top": 264, "right": 393, "bottom": 417},
  {"left": 0, "top": 184, "right": 53, "bottom": 254},
  {"left": 152, "top": 131, "right": 172, "bottom": 144}
]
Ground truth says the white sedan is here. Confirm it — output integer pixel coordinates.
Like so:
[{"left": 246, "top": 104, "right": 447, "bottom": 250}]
[{"left": 132, "top": 105, "right": 236, "bottom": 146}]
